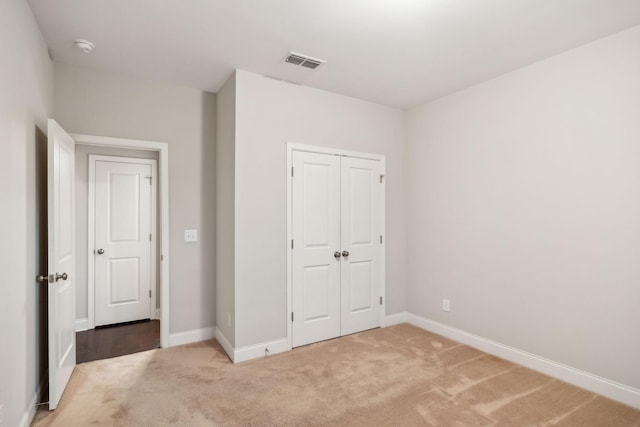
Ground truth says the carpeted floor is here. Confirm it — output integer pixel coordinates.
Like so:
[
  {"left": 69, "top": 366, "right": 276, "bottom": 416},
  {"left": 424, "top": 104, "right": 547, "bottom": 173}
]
[{"left": 33, "top": 324, "right": 640, "bottom": 426}]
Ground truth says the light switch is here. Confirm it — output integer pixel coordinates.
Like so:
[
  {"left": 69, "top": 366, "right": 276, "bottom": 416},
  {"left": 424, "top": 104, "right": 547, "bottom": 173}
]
[{"left": 184, "top": 229, "right": 198, "bottom": 243}]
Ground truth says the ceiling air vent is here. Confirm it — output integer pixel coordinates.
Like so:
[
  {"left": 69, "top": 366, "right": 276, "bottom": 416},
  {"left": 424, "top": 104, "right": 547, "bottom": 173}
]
[{"left": 285, "top": 52, "right": 326, "bottom": 69}]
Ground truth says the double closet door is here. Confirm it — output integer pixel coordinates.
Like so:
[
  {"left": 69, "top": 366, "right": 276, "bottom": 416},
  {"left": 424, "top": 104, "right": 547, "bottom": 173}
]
[{"left": 292, "top": 150, "right": 383, "bottom": 348}]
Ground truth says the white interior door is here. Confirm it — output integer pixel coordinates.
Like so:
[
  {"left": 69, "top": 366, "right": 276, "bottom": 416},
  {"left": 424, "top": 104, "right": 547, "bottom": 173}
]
[
  {"left": 47, "top": 119, "right": 76, "bottom": 410},
  {"left": 291, "top": 150, "right": 383, "bottom": 347},
  {"left": 340, "top": 157, "right": 382, "bottom": 335},
  {"left": 291, "top": 151, "right": 341, "bottom": 347},
  {"left": 93, "top": 158, "right": 154, "bottom": 327}
]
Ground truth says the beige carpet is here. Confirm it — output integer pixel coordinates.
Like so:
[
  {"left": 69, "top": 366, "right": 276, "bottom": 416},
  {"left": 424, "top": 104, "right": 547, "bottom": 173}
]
[{"left": 33, "top": 324, "right": 640, "bottom": 426}]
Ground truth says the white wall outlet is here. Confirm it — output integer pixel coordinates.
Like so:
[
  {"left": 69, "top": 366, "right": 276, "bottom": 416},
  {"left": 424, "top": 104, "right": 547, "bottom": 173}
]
[
  {"left": 184, "top": 229, "right": 198, "bottom": 243},
  {"left": 442, "top": 299, "right": 450, "bottom": 312}
]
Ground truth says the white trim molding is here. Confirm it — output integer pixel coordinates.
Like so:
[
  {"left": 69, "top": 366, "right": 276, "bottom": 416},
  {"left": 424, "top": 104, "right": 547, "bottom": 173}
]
[
  {"left": 75, "top": 318, "right": 89, "bottom": 332},
  {"left": 169, "top": 327, "right": 215, "bottom": 347},
  {"left": 404, "top": 312, "right": 640, "bottom": 409},
  {"left": 234, "top": 338, "right": 288, "bottom": 364},
  {"left": 385, "top": 312, "right": 408, "bottom": 326},
  {"left": 214, "top": 328, "right": 288, "bottom": 364},
  {"left": 215, "top": 328, "right": 235, "bottom": 361}
]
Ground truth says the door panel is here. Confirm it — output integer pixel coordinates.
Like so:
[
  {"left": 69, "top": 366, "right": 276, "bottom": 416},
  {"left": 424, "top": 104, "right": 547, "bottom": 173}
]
[
  {"left": 291, "top": 150, "right": 383, "bottom": 347},
  {"left": 292, "top": 151, "right": 341, "bottom": 347},
  {"left": 94, "top": 160, "right": 152, "bottom": 326},
  {"left": 341, "top": 157, "right": 382, "bottom": 336},
  {"left": 47, "top": 119, "right": 76, "bottom": 410}
]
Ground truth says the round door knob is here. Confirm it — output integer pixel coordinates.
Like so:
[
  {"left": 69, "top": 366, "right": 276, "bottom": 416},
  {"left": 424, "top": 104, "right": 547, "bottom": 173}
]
[
  {"left": 97, "top": 248, "right": 105, "bottom": 254},
  {"left": 334, "top": 251, "right": 341, "bottom": 259},
  {"left": 342, "top": 250, "right": 350, "bottom": 257}
]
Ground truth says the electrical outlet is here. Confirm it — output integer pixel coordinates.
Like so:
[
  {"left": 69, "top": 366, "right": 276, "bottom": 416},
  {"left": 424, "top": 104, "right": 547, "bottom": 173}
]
[
  {"left": 184, "top": 229, "right": 198, "bottom": 243},
  {"left": 442, "top": 299, "right": 450, "bottom": 312}
]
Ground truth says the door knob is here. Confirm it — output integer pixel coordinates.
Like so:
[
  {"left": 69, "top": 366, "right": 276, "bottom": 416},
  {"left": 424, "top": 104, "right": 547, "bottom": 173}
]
[
  {"left": 97, "top": 248, "right": 105, "bottom": 254},
  {"left": 55, "top": 272, "right": 68, "bottom": 281},
  {"left": 342, "top": 250, "right": 350, "bottom": 257},
  {"left": 334, "top": 251, "right": 341, "bottom": 259}
]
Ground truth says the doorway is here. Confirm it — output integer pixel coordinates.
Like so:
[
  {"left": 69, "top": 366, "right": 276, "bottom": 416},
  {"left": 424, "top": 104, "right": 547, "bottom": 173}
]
[
  {"left": 74, "top": 135, "right": 170, "bottom": 359},
  {"left": 287, "top": 144, "right": 386, "bottom": 348}
]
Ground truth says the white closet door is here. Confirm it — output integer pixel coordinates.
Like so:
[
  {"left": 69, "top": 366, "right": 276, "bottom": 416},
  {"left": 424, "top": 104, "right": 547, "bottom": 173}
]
[
  {"left": 291, "top": 151, "right": 341, "bottom": 347},
  {"left": 340, "top": 156, "right": 382, "bottom": 335},
  {"left": 94, "top": 160, "right": 153, "bottom": 326}
]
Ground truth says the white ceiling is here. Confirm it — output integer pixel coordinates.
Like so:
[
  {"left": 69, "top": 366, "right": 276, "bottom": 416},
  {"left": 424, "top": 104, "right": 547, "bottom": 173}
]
[{"left": 28, "top": 0, "right": 640, "bottom": 109}]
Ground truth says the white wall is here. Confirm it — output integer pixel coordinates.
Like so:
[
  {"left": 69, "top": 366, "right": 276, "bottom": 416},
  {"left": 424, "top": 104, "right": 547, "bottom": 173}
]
[
  {"left": 234, "top": 70, "right": 407, "bottom": 347},
  {"left": 0, "top": 0, "right": 53, "bottom": 426},
  {"left": 406, "top": 26, "right": 640, "bottom": 389},
  {"left": 216, "top": 72, "right": 236, "bottom": 345},
  {"left": 54, "top": 64, "right": 216, "bottom": 335},
  {"left": 75, "top": 145, "right": 160, "bottom": 321}
]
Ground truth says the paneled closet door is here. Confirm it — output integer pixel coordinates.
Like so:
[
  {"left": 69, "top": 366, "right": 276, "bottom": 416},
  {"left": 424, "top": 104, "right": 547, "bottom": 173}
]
[
  {"left": 340, "top": 156, "right": 382, "bottom": 336},
  {"left": 291, "top": 151, "right": 341, "bottom": 347}
]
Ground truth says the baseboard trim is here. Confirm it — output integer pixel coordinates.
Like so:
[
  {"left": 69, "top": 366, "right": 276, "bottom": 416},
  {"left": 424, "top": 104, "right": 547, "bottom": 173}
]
[
  {"left": 74, "top": 318, "right": 89, "bottom": 332},
  {"left": 215, "top": 328, "right": 235, "bottom": 362},
  {"left": 213, "top": 330, "right": 289, "bottom": 364},
  {"left": 234, "top": 337, "right": 289, "bottom": 364},
  {"left": 18, "top": 390, "right": 40, "bottom": 427},
  {"left": 385, "top": 312, "right": 408, "bottom": 326},
  {"left": 168, "top": 326, "right": 215, "bottom": 347},
  {"left": 405, "top": 313, "right": 640, "bottom": 409}
]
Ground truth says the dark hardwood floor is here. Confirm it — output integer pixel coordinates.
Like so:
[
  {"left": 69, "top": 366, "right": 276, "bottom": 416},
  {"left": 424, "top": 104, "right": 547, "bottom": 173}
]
[{"left": 76, "top": 319, "right": 160, "bottom": 363}]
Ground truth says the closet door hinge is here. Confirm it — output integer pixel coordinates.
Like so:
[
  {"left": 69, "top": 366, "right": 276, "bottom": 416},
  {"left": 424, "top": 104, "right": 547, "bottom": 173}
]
[
  {"left": 291, "top": 312, "right": 294, "bottom": 322},
  {"left": 149, "top": 290, "right": 152, "bottom": 298},
  {"left": 291, "top": 239, "right": 294, "bottom": 249},
  {"left": 146, "top": 176, "right": 152, "bottom": 185},
  {"left": 149, "top": 233, "right": 152, "bottom": 242},
  {"left": 379, "top": 174, "right": 384, "bottom": 183},
  {"left": 291, "top": 167, "right": 294, "bottom": 177},
  {"left": 380, "top": 296, "right": 383, "bottom": 305},
  {"left": 379, "top": 235, "right": 383, "bottom": 244}
]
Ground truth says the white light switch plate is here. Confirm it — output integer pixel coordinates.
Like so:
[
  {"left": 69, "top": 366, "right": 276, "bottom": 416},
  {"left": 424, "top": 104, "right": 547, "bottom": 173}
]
[{"left": 184, "top": 229, "right": 198, "bottom": 243}]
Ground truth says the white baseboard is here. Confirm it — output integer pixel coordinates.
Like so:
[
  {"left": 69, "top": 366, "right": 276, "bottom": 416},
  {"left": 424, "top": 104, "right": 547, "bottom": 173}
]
[
  {"left": 404, "top": 312, "right": 640, "bottom": 409},
  {"left": 18, "top": 391, "right": 38, "bottom": 427},
  {"left": 385, "top": 312, "right": 408, "bottom": 326},
  {"left": 214, "top": 328, "right": 288, "bottom": 364},
  {"left": 234, "top": 337, "right": 289, "bottom": 363},
  {"left": 75, "top": 318, "right": 89, "bottom": 332},
  {"left": 168, "top": 326, "right": 215, "bottom": 347},
  {"left": 215, "top": 327, "right": 235, "bottom": 361}
]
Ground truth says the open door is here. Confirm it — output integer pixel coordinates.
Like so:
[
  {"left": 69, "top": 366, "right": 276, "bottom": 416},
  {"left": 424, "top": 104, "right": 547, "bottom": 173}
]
[{"left": 47, "top": 119, "right": 76, "bottom": 409}]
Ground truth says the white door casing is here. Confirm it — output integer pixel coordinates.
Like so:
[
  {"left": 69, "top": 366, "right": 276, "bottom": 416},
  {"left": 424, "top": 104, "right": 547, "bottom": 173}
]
[
  {"left": 291, "top": 151, "right": 341, "bottom": 347},
  {"left": 92, "top": 157, "right": 156, "bottom": 327},
  {"left": 289, "top": 145, "right": 385, "bottom": 348},
  {"left": 47, "top": 119, "right": 76, "bottom": 410},
  {"left": 340, "top": 156, "right": 382, "bottom": 335}
]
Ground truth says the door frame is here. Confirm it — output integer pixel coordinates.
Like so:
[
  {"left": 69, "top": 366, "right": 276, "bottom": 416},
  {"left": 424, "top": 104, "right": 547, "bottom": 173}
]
[
  {"left": 73, "top": 134, "right": 170, "bottom": 348},
  {"left": 286, "top": 143, "right": 386, "bottom": 351},
  {"left": 88, "top": 155, "right": 158, "bottom": 327}
]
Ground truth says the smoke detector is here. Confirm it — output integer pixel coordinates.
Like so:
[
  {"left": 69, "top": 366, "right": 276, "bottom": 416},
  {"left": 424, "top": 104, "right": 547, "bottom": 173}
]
[
  {"left": 284, "top": 52, "right": 325, "bottom": 69},
  {"left": 74, "top": 39, "right": 95, "bottom": 54}
]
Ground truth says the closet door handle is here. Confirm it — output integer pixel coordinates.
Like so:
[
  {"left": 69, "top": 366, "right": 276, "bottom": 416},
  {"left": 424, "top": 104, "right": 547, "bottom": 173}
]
[
  {"left": 342, "top": 250, "right": 349, "bottom": 257},
  {"left": 334, "top": 251, "right": 341, "bottom": 259}
]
